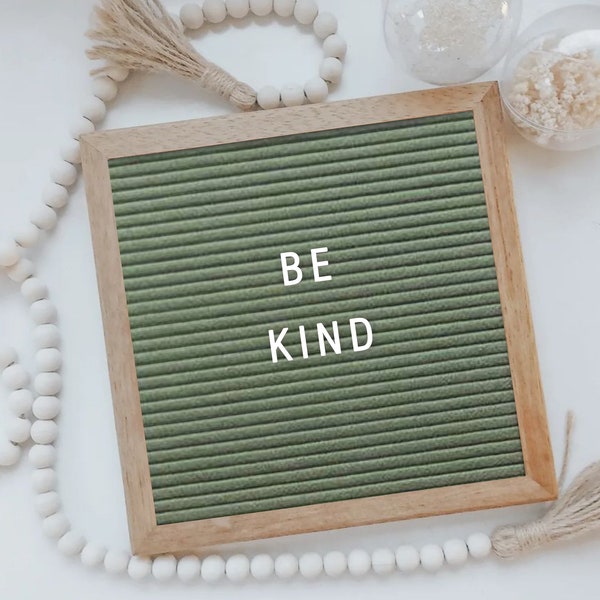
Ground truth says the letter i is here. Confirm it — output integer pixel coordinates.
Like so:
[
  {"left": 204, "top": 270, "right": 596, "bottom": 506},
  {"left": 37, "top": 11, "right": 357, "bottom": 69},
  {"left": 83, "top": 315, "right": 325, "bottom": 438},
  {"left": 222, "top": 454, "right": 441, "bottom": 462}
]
[{"left": 299, "top": 325, "right": 309, "bottom": 359}]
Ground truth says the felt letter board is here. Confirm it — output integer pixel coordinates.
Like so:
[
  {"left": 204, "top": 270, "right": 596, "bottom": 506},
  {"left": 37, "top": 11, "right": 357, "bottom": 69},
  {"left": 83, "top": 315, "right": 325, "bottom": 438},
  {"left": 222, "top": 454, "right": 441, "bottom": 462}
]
[{"left": 82, "top": 83, "right": 557, "bottom": 556}]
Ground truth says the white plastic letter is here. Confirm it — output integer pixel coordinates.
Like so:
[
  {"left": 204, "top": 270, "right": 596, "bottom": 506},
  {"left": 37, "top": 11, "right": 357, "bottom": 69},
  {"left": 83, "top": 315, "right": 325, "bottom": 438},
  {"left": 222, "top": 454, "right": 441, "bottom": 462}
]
[
  {"left": 349, "top": 318, "right": 373, "bottom": 352},
  {"left": 269, "top": 328, "right": 293, "bottom": 363},
  {"left": 311, "top": 247, "right": 332, "bottom": 282},
  {"left": 280, "top": 252, "right": 302, "bottom": 286},
  {"left": 317, "top": 321, "right": 341, "bottom": 356}
]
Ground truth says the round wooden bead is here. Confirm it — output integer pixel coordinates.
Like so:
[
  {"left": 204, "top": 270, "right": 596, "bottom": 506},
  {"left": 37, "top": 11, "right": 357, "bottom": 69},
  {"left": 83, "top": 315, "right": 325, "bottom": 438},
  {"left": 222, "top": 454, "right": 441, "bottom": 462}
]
[
  {"left": 323, "top": 33, "right": 347, "bottom": 58},
  {"left": 6, "top": 416, "right": 31, "bottom": 443},
  {"left": 152, "top": 555, "right": 177, "bottom": 581},
  {"left": 203, "top": 0, "right": 227, "bottom": 23},
  {"left": 14, "top": 223, "right": 41, "bottom": 248},
  {"left": 91, "top": 76, "right": 118, "bottom": 102},
  {"left": 7, "top": 258, "right": 34, "bottom": 283},
  {"left": 257, "top": 86, "right": 280, "bottom": 110},
  {"left": 323, "top": 551, "right": 346, "bottom": 577},
  {"left": 31, "top": 420, "right": 59, "bottom": 445},
  {"left": 313, "top": 11, "right": 337, "bottom": 39},
  {"left": 0, "top": 440, "right": 20, "bottom": 466},
  {"left": 319, "top": 56, "right": 342, "bottom": 83},
  {"left": 298, "top": 552, "right": 322, "bottom": 579},
  {"left": 250, "top": 0, "right": 273, "bottom": 17},
  {"left": 35, "top": 373, "right": 62, "bottom": 396},
  {"left": 293, "top": 0, "right": 318, "bottom": 25},
  {"left": 31, "top": 299, "right": 57, "bottom": 325},
  {"left": 22, "top": 277, "right": 48, "bottom": 303},
  {"left": 69, "top": 117, "right": 95, "bottom": 141},
  {"left": 2, "top": 364, "right": 29, "bottom": 390},
  {"left": 443, "top": 539, "right": 469, "bottom": 566},
  {"left": 250, "top": 554, "right": 273, "bottom": 580},
  {"left": 281, "top": 83, "right": 305, "bottom": 107},
  {"left": 30, "top": 204, "right": 58, "bottom": 231},
  {"left": 8, "top": 389, "right": 33, "bottom": 416},
  {"left": 371, "top": 548, "right": 396, "bottom": 574},
  {"left": 33, "top": 396, "right": 61, "bottom": 420},
  {"left": 0, "top": 239, "right": 19, "bottom": 267},
  {"left": 273, "top": 0, "right": 295, "bottom": 17},
  {"left": 226, "top": 0, "right": 249, "bottom": 18},
  {"left": 42, "top": 513, "right": 70, "bottom": 539},
  {"left": 35, "top": 348, "right": 62, "bottom": 372},
  {"left": 29, "top": 444, "right": 57, "bottom": 468},
  {"left": 201, "top": 555, "right": 225, "bottom": 582},
  {"left": 128, "top": 555, "right": 152, "bottom": 580},
  {"left": 35, "top": 324, "right": 60, "bottom": 348},
  {"left": 58, "top": 531, "right": 85, "bottom": 556},
  {"left": 0, "top": 345, "right": 16, "bottom": 370},
  {"left": 50, "top": 160, "right": 78, "bottom": 187},
  {"left": 32, "top": 468, "right": 57, "bottom": 493},
  {"left": 304, "top": 77, "right": 328, "bottom": 103},
  {"left": 35, "top": 491, "right": 60, "bottom": 517},
  {"left": 60, "top": 139, "right": 82, "bottom": 165},
  {"left": 81, "top": 96, "right": 107, "bottom": 124},
  {"left": 226, "top": 554, "right": 250, "bottom": 582},
  {"left": 274, "top": 553, "right": 298, "bottom": 578},
  {"left": 105, "top": 66, "right": 129, "bottom": 82},
  {"left": 420, "top": 544, "right": 445, "bottom": 572},
  {"left": 467, "top": 533, "right": 492, "bottom": 559},
  {"left": 81, "top": 543, "right": 107, "bottom": 568},
  {"left": 177, "top": 555, "right": 201, "bottom": 582},
  {"left": 347, "top": 549, "right": 371, "bottom": 576},
  {"left": 104, "top": 550, "right": 131, "bottom": 574},
  {"left": 180, "top": 3, "right": 204, "bottom": 28}
]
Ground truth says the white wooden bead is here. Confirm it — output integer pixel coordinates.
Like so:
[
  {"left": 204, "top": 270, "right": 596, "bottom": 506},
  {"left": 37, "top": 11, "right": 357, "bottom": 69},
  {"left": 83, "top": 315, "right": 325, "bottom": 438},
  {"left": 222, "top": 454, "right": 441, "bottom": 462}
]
[
  {"left": 42, "top": 513, "right": 69, "bottom": 539},
  {"left": 226, "top": 554, "right": 250, "bottom": 582},
  {"left": 104, "top": 550, "right": 131, "bottom": 574},
  {"left": 14, "top": 223, "right": 41, "bottom": 248},
  {"left": 180, "top": 3, "right": 204, "bottom": 28},
  {"left": 323, "top": 33, "right": 347, "bottom": 58},
  {"left": 467, "top": 533, "right": 492, "bottom": 559},
  {"left": 35, "top": 491, "right": 60, "bottom": 517},
  {"left": 371, "top": 548, "right": 396, "bottom": 574},
  {"left": 81, "top": 96, "right": 107, "bottom": 123},
  {"left": 443, "top": 539, "right": 469, "bottom": 566},
  {"left": 35, "top": 324, "right": 61, "bottom": 348},
  {"left": 250, "top": 554, "right": 274, "bottom": 580},
  {"left": 8, "top": 389, "right": 33, "bottom": 416},
  {"left": 274, "top": 553, "right": 298, "bottom": 578},
  {"left": 60, "top": 139, "right": 82, "bottom": 165},
  {"left": 22, "top": 277, "right": 48, "bottom": 303},
  {"left": 35, "top": 373, "right": 62, "bottom": 396},
  {"left": 50, "top": 160, "right": 78, "bottom": 186},
  {"left": 105, "top": 66, "right": 129, "bottom": 82},
  {"left": 33, "top": 396, "right": 61, "bottom": 420},
  {"left": 319, "top": 56, "right": 342, "bottom": 83},
  {"left": 31, "top": 420, "right": 59, "bottom": 444},
  {"left": 29, "top": 444, "right": 57, "bottom": 468},
  {"left": 304, "top": 77, "right": 328, "bottom": 103},
  {"left": 91, "top": 76, "right": 118, "bottom": 102},
  {"left": 128, "top": 555, "right": 152, "bottom": 580},
  {"left": 32, "top": 468, "right": 57, "bottom": 493},
  {"left": 203, "top": 0, "right": 227, "bottom": 23},
  {"left": 31, "top": 299, "right": 57, "bottom": 325},
  {"left": 257, "top": 86, "right": 280, "bottom": 110},
  {"left": 313, "top": 11, "right": 337, "bottom": 38},
  {"left": 2, "top": 364, "right": 29, "bottom": 390},
  {"left": 293, "top": 0, "right": 318, "bottom": 24},
  {"left": 0, "top": 239, "right": 19, "bottom": 267},
  {"left": 420, "top": 544, "right": 445, "bottom": 572},
  {"left": 30, "top": 204, "right": 58, "bottom": 231},
  {"left": 323, "top": 551, "right": 346, "bottom": 577},
  {"left": 226, "top": 0, "right": 249, "bottom": 18},
  {"left": 0, "top": 440, "right": 20, "bottom": 466},
  {"left": 152, "top": 555, "right": 177, "bottom": 581},
  {"left": 250, "top": 0, "right": 272, "bottom": 17},
  {"left": 6, "top": 416, "right": 31, "bottom": 443},
  {"left": 298, "top": 552, "right": 323, "bottom": 579},
  {"left": 273, "top": 0, "right": 295, "bottom": 17},
  {"left": 201, "top": 555, "right": 225, "bottom": 582},
  {"left": 35, "top": 348, "right": 62, "bottom": 372},
  {"left": 0, "top": 345, "right": 16, "bottom": 370},
  {"left": 177, "top": 555, "right": 201, "bottom": 582},
  {"left": 58, "top": 531, "right": 85, "bottom": 556},
  {"left": 347, "top": 549, "right": 371, "bottom": 576},
  {"left": 281, "top": 83, "right": 305, "bottom": 107},
  {"left": 81, "top": 543, "right": 107, "bottom": 567},
  {"left": 69, "top": 117, "right": 95, "bottom": 141},
  {"left": 7, "top": 258, "right": 34, "bottom": 282}
]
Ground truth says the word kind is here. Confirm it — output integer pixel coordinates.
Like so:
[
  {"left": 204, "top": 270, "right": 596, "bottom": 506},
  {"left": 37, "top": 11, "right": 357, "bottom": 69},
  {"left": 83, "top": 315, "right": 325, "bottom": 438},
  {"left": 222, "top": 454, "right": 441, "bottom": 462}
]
[{"left": 268, "top": 247, "right": 373, "bottom": 363}]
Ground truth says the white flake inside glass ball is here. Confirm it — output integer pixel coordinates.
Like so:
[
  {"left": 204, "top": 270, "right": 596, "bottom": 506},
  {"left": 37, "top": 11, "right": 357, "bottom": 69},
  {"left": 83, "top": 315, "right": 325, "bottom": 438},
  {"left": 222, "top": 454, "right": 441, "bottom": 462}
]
[{"left": 384, "top": 0, "right": 522, "bottom": 85}]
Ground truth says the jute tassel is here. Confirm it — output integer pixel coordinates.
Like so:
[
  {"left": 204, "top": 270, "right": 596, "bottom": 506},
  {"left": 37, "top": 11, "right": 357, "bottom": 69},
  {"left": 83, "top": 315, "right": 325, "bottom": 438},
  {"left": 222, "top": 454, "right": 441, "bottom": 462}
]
[
  {"left": 492, "top": 414, "right": 600, "bottom": 558},
  {"left": 86, "top": 0, "right": 257, "bottom": 110}
]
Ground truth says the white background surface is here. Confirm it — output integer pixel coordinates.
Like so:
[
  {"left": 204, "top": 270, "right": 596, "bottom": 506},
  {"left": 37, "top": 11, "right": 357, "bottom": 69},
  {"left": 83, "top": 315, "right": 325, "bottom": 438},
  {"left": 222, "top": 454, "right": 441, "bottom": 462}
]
[{"left": 1, "top": 0, "right": 599, "bottom": 598}]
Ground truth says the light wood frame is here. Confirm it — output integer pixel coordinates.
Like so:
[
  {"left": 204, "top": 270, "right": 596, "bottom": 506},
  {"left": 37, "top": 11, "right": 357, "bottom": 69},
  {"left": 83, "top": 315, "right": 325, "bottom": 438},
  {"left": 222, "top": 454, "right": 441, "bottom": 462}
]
[{"left": 81, "top": 82, "right": 557, "bottom": 556}]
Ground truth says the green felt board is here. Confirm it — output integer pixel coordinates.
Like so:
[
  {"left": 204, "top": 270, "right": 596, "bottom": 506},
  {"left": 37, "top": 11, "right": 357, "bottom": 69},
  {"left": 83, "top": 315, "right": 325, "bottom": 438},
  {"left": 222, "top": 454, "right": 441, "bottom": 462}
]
[{"left": 108, "top": 111, "right": 524, "bottom": 526}]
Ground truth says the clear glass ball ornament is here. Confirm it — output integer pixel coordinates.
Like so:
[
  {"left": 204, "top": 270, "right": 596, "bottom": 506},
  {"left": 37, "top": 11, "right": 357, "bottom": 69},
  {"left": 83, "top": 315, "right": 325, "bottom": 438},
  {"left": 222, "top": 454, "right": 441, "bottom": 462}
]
[
  {"left": 384, "top": 0, "right": 523, "bottom": 85},
  {"left": 500, "top": 4, "right": 600, "bottom": 151}
]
